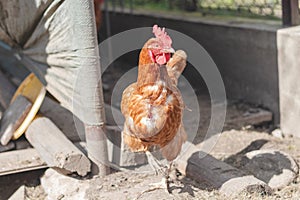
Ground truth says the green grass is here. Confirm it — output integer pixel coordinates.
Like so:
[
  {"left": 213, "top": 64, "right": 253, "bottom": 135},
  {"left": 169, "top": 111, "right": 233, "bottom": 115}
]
[{"left": 118, "top": 0, "right": 281, "bottom": 21}]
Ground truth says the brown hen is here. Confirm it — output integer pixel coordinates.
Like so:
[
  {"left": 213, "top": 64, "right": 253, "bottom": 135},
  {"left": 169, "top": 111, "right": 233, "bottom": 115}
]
[{"left": 121, "top": 25, "right": 187, "bottom": 193}]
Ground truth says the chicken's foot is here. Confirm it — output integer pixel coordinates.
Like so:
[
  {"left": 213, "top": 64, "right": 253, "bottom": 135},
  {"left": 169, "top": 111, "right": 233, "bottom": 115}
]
[
  {"left": 136, "top": 152, "right": 174, "bottom": 199},
  {"left": 149, "top": 161, "right": 173, "bottom": 192},
  {"left": 135, "top": 177, "right": 170, "bottom": 200}
]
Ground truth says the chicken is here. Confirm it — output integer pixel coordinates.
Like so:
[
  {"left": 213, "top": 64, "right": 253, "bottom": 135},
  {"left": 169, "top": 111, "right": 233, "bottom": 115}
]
[{"left": 121, "top": 25, "right": 187, "bottom": 192}]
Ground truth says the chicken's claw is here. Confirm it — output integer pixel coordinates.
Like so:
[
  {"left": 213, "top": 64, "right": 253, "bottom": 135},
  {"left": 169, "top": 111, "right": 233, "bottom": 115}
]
[{"left": 135, "top": 177, "right": 172, "bottom": 199}]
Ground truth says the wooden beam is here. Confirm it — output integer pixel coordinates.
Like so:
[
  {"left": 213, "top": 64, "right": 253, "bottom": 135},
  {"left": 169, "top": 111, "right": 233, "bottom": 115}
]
[
  {"left": 0, "top": 148, "right": 47, "bottom": 176},
  {"left": 0, "top": 141, "right": 127, "bottom": 177},
  {"left": 175, "top": 142, "right": 272, "bottom": 196},
  {"left": 25, "top": 117, "right": 91, "bottom": 176},
  {"left": 0, "top": 45, "right": 30, "bottom": 81},
  {"left": 290, "top": 0, "right": 300, "bottom": 25},
  {"left": 39, "top": 97, "right": 84, "bottom": 142},
  {"left": 0, "top": 108, "right": 2, "bottom": 115},
  {"left": 39, "top": 98, "right": 123, "bottom": 142},
  {"left": 226, "top": 109, "right": 272, "bottom": 126},
  {"left": 0, "top": 70, "right": 16, "bottom": 109},
  {"left": 0, "top": 95, "right": 32, "bottom": 145},
  {"left": 0, "top": 142, "right": 15, "bottom": 153},
  {"left": 282, "top": 0, "right": 300, "bottom": 26}
]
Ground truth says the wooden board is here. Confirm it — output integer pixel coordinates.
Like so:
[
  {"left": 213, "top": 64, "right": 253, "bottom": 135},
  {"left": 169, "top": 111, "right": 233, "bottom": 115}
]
[
  {"left": 0, "top": 104, "right": 4, "bottom": 116},
  {"left": 175, "top": 142, "right": 272, "bottom": 196},
  {"left": 0, "top": 148, "right": 47, "bottom": 176},
  {"left": 0, "top": 95, "right": 32, "bottom": 145},
  {"left": 227, "top": 108, "right": 273, "bottom": 126},
  {"left": 39, "top": 98, "right": 123, "bottom": 142},
  {"left": 39, "top": 97, "right": 84, "bottom": 142},
  {"left": 0, "top": 70, "right": 16, "bottom": 109},
  {"left": 0, "top": 141, "right": 124, "bottom": 177},
  {"left": 25, "top": 117, "right": 91, "bottom": 176},
  {"left": 0, "top": 45, "right": 30, "bottom": 82},
  {"left": 0, "top": 142, "right": 15, "bottom": 153},
  {"left": 282, "top": 0, "right": 300, "bottom": 25}
]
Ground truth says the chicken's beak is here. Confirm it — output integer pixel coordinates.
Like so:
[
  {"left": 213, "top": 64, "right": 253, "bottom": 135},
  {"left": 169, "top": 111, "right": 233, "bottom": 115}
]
[{"left": 161, "top": 47, "right": 175, "bottom": 54}]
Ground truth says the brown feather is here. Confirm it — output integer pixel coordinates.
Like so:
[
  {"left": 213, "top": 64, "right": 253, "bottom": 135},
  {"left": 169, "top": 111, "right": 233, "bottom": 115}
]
[{"left": 166, "top": 50, "right": 187, "bottom": 85}]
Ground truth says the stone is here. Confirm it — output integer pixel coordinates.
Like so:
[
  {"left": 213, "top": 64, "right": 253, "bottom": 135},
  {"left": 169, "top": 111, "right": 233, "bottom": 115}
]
[
  {"left": 41, "top": 168, "right": 89, "bottom": 200},
  {"left": 271, "top": 129, "right": 284, "bottom": 139},
  {"left": 242, "top": 149, "right": 299, "bottom": 190},
  {"left": 8, "top": 185, "right": 25, "bottom": 200}
]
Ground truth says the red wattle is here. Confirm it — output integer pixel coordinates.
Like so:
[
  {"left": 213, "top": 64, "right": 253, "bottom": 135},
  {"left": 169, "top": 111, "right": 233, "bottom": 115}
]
[
  {"left": 156, "top": 53, "right": 171, "bottom": 65},
  {"left": 149, "top": 50, "right": 171, "bottom": 65}
]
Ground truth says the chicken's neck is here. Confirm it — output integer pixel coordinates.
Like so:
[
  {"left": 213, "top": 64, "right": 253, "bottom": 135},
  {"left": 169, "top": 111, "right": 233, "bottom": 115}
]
[{"left": 137, "top": 48, "right": 172, "bottom": 88}]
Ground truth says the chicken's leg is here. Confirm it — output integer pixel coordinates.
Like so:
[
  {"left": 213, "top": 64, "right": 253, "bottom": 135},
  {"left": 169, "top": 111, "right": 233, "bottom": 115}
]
[
  {"left": 148, "top": 160, "right": 173, "bottom": 192},
  {"left": 146, "top": 151, "right": 166, "bottom": 176},
  {"left": 137, "top": 151, "right": 173, "bottom": 197}
]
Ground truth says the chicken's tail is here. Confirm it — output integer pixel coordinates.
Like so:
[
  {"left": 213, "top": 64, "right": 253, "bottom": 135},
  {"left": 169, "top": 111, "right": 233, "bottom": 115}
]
[{"left": 166, "top": 50, "right": 187, "bottom": 85}]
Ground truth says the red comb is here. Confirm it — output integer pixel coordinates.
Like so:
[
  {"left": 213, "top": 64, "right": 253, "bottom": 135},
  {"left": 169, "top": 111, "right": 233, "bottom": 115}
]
[{"left": 152, "top": 25, "right": 172, "bottom": 48}]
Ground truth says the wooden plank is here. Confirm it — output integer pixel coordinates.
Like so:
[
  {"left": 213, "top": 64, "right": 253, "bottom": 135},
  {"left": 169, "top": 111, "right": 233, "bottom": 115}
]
[
  {"left": 0, "top": 148, "right": 47, "bottom": 176},
  {"left": 39, "top": 98, "right": 122, "bottom": 142},
  {"left": 0, "top": 142, "right": 88, "bottom": 176},
  {"left": 25, "top": 117, "right": 91, "bottom": 176},
  {"left": 0, "top": 142, "right": 15, "bottom": 152},
  {"left": 15, "top": 139, "right": 32, "bottom": 150},
  {"left": 227, "top": 109, "right": 272, "bottom": 126},
  {"left": 0, "top": 70, "right": 16, "bottom": 109},
  {"left": 0, "top": 44, "right": 30, "bottom": 82},
  {"left": 290, "top": 0, "right": 300, "bottom": 25},
  {"left": 39, "top": 97, "right": 84, "bottom": 142},
  {"left": 282, "top": 0, "right": 291, "bottom": 25},
  {"left": 175, "top": 142, "right": 272, "bottom": 196},
  {"left": 0, "top": 95, "right": 32, "bottom": 145}
]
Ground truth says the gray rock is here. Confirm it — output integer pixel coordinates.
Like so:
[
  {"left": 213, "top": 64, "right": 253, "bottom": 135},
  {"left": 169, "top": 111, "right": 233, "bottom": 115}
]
[
  {"left": 242, "top": 149, "right": 299, "bottom": 190},
  {"left": 41, "top": 168, "right": 89, "bottom": 200},
  {"left": 271, "top": 129, "right": 284, "bottom": 139},
  {"left": 8, "top": 185, "right": 25, "bottom": 200}
]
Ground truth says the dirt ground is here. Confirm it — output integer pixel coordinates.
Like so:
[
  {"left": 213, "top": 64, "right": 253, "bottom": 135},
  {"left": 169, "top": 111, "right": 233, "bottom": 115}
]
[{"left": 16, "top": 128, "right": 299, "bottom": 200}]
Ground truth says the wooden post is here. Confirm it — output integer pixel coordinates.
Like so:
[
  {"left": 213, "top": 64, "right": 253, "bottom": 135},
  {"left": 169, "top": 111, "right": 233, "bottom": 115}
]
[
  {"left": 85, "top": 0, "right": 111, "bottom": 177},
  {"left": 85, "top": 124, "right": 110, "bottom": 176},
  {"left": 282, "top": 0, "right": 300, "bottom": 26}
]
